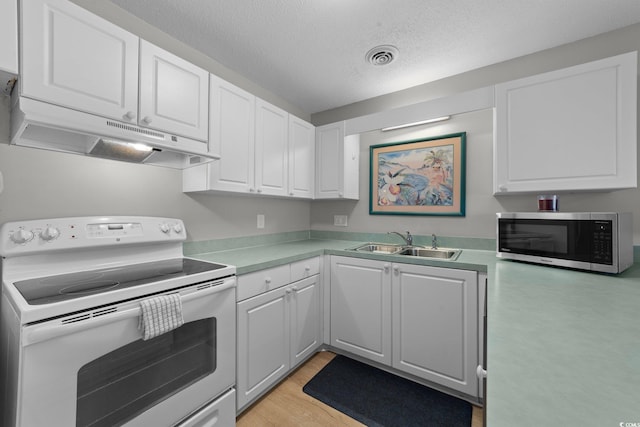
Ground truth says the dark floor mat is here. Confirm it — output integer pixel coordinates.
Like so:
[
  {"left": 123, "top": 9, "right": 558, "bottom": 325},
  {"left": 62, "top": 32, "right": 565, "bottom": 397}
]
[{"left": 303, "top": 355, "right": 472, "bottom": 427}]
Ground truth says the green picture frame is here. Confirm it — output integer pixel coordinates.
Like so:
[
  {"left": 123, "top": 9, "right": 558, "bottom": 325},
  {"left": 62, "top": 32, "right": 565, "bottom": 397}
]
[{"left": 369, "top": 132, "right": 466, "bottom": 216}]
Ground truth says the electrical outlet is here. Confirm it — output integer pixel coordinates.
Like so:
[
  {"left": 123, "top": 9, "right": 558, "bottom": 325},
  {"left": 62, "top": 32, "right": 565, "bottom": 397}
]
[
  {"left": 334, "top": 215, "right": 348, "bottom": 227},
  {"left": 257, "top": 214, "right": 265, "bottom": 229}
]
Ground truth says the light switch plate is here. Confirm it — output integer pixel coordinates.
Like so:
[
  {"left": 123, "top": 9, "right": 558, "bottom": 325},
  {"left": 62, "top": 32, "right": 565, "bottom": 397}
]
[
  {"left": 334, "top": 215, "right": 348, "bottom": 227},
  {"left": 257, "top": 214, "right": 265, "bottom": 229}
]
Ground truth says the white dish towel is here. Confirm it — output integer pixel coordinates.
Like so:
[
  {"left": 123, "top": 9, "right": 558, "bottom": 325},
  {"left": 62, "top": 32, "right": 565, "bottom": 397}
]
[{"left": 138, "top": 293, "right": 185, "bottom": 340}]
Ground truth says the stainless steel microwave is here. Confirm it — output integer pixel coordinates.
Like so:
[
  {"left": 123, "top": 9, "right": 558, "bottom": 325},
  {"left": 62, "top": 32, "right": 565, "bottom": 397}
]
[{"left": 497, "top": 212, "right": 633, "bottom": 274}]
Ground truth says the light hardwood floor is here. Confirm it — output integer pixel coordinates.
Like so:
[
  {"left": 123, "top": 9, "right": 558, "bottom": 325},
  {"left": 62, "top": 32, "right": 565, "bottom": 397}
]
[{"left": 237, "top": 351, "right": 484, "bottom": 427}]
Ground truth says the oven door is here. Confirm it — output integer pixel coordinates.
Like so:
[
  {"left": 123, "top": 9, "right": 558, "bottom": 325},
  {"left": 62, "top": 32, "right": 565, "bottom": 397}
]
[{"left": 14, "top": 277, "right": 235, "bottom": 427}]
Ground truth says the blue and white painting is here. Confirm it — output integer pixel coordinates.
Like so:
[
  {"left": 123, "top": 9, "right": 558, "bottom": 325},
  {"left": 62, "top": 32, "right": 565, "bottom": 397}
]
[{"left": 377, "top": 145, "right": 454, "bottom": 207}]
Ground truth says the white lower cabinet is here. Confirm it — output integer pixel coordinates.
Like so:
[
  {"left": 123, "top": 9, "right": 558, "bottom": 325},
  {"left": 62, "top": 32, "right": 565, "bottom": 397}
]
[
  {"left": 330, "top": 256, "right": 479, "bottom": 397},
  {"left": 290, "top": 277, "right": 322, "bottom": 367},
  {"left": 391, "top": 263, "right": 478, "bottom": 396},
  {"left": 329, "top": 256, "right": 391, "bottom": 365},
  {"left": 236, "top": 258, "right": 321, "bottom": 412},
  {"left": 237, "top": 283, "right": 289, "bottom": 411}
]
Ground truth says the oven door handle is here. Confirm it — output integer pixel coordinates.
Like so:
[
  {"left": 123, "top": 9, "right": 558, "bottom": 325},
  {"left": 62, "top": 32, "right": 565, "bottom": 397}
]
[{"left": 23, "top": 278, "right": 236, "bottom": 346}]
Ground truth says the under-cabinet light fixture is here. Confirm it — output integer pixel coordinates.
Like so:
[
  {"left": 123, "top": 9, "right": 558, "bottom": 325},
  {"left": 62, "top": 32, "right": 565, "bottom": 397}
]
[
  {"left": 381, "top": 115, "right": 451, "bottom": 132},
  {"left": 91, "top": 139, "right": 156, "bottom": 163}
]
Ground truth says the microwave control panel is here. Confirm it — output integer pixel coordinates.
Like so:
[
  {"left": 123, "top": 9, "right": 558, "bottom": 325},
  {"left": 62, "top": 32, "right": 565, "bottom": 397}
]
[{"left": 591, "top": 220, "right": 613, "bottom": 265}]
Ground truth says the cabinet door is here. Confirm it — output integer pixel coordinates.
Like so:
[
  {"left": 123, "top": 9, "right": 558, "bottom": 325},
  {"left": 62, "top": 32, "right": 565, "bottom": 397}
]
[
  {"left": 391, "top": 263, "right": 478, "bottom": 396},
  {"left": 208, "top": 74, "right": 256, "bottom": 193},
  {"left": 494, "top": 52, "right": 637, "bottom": 194},
  {"left": 290, "top": 276, "right": 321, "bottom": 368},
  {"left": 0, "top": 0, "right": 18, "bottom": 76},
  {"left": 330, "top": 256, "right": 391, "bottom": 365},
  {"left": 139, "top": 40, "right": 209, "bottom": 141},
  {"left": 21, "top": 0, "right": 139, "bottom": 122},
  {"left": 315, "top": 122, "right": 359, "bottom": 200},
  {"left": 288, "top": 116, "right": 315, "bottom": 198},
  {"left": 315, "top": 122, "right": 344, "bottom": 199},
  {"left": 237, "top": 286, "right": 289, "bottom": 411},
  {"left": 255, "top": 99, "right": 288, "bottom": 196}
]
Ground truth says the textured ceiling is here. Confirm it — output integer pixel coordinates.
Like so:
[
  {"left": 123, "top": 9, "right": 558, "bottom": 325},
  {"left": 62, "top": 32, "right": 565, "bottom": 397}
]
[{"left": 108, "top": 0, "right": 640, "bottom": 115}]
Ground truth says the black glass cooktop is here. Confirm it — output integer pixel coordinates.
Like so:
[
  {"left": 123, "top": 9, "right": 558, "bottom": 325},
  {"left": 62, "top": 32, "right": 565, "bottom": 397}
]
[{"left": 14, "top": 258, "right": 228, "bottom": 305}]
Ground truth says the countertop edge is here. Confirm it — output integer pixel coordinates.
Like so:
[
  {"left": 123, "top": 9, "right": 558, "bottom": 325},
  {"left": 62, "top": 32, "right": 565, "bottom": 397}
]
[{"left": 187, "top": 238, "right": 490, "bottom": 275}]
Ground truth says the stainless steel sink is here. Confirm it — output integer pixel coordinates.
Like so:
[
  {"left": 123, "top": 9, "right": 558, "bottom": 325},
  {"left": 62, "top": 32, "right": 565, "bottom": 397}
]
[
  {"left": 398, "top": 247, "right": 461, "bottom": 260},
  {"left": 351, "top": 243, "right": 404, "bottom": 254},
  {"left": 349, "top": 243, "right": 461, "bottom": 260}
]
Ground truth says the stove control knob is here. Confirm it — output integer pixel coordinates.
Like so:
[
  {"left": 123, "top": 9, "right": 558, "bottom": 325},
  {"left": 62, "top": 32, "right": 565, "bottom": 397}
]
[
  {"left": 40, "top": 226, "right": 60, "bottom": 241},
  {"left": 159, "top": 223, "right": 171, "bottom": 234},
  {"left": 172, "top": 223, "right": 183, "bottom": 234},
  {"left": 10, "top": 228, "right": 35, "bottom": 244}
]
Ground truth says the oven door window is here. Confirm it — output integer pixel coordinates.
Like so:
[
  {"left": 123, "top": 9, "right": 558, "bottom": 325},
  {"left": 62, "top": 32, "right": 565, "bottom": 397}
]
[
  {"left": 498, "top": 219, "right": 601, "bottom": 263},
  {"left": 76, "top": 319, "right": 216, "bottom": 427}
]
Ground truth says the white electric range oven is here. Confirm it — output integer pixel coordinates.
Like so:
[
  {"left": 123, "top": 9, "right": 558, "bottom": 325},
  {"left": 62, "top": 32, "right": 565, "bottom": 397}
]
[{"left": 0, "top": 216, "right": 236, "bottom": 427}]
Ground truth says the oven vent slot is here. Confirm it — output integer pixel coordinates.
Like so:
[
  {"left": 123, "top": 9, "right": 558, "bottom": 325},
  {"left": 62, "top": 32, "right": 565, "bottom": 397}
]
[
  {"left": 61, "top": 307, "right": 118, "bottom": 324},
  {"left": 106, "top": 120, "right": 165, "bottom": 139},
  {"left": 93, "top": 307, "right": 118, "bottom": 317},
  {"left": 62, "top": 313, "right": 91, "bottom": 324},
  {"left": 197, "top": 279, "right": 224, "bottom": 291}
]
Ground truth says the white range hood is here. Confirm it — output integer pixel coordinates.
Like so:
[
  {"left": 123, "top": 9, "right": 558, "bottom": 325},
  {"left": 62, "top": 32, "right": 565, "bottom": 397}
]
[{"left": 10, "top": 96, "right": 220, "bottom": 169}]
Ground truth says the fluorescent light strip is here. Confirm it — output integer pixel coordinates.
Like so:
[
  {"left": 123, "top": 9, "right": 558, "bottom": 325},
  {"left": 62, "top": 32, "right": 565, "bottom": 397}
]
[{"left": 381, "top": 115, "right": 451, "bottom": 132}]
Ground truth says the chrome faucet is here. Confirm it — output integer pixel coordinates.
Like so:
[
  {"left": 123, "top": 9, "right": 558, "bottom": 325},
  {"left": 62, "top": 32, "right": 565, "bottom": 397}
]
[
  {"left": 388, "top": 231, "right": 413, "bottom": 246},
  {"left": 431, "top": 233, "right": 438, "bottom": 249}
]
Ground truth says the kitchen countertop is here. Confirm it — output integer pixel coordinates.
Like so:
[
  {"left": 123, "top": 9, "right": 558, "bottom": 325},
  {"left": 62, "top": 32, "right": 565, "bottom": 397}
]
[{"left": 189, "top": 238, "right": 640, "bottom": 427}]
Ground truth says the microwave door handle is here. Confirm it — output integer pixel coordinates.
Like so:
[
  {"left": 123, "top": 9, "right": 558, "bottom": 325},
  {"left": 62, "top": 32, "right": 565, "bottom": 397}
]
[{"left": 23, "top": 278, "right": 235, "bottom": 346}]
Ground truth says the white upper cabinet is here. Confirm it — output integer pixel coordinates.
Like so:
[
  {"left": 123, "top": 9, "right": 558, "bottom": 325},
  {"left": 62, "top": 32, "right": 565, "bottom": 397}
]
[
  {"left": 288, "top": 116, "right": 315, "bottom": 198},
  {"left": 184, "top": 75, "right": 315, "bottom": 198},
  {"left": 0, "top": 0, "right": 18, "bottom": 77},
  {"left": 255, "top": 98, "right": 289, "bottom": 196},
  {"left": 494, "top": 52, "right": 637, "bottom": 194},
  {"left": 138, "top": 40, "right": 209, "bottom": 141},
  {"left": 20, "top": 0, "right": 139, "bottom": 121},
  {"left": 315, "top": 121, "right": 359, "bottom": 200},
  {"left": 206, "top": 74, "right": 256, "bottom": 193},
  {"left": 20, "top": 0, "right": 209, "bottom": 147}
]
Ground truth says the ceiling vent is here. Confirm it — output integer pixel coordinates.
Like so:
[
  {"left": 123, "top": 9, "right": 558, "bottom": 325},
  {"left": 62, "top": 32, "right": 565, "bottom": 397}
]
[{"left": 366, "top": 45, "right": 399, "bottom": 66}]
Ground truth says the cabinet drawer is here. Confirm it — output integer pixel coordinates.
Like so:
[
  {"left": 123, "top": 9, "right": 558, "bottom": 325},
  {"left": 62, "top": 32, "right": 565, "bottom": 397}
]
[
  {"left": 290, "top": 257, "right": 320, "bottom": 282},
  {"left": 237, "top": 264, "right": 290, "bottom": 301},
  {"left": 176, "top": 388, "right": 235, "bottom": 427}
]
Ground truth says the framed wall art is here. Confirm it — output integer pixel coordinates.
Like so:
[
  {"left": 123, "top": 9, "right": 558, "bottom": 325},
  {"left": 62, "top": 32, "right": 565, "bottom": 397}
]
[{"left": 370, "top": 132, "right": 466, "bottom": 216}]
